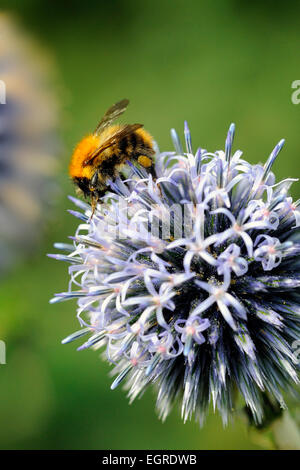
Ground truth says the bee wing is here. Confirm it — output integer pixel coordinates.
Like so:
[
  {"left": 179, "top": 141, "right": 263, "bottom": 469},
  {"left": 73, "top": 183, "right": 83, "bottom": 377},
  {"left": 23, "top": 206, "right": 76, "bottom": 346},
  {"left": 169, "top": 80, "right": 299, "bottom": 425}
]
[
  {"left": 94, "top": 99, "right": 130, "bottom": 135},
  {"left": 83, "top": 123, "right": 143, "bottom": 167}
]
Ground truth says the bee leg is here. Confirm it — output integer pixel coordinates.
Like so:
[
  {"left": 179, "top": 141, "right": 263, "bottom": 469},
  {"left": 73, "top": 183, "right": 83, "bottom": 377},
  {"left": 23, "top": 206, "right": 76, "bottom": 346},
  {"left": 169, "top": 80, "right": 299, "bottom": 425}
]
[
  {"left": 90, "top": 195, "right": 98, "bottom": 219},
  {"left": 148, "top": 163, "right": 156, "bottom": 179},
  {"left": 137, "top": 155, "right": 161, "bottom": 197},
  {"left": 137, "top": 155, "right": 156, "bottom": 179}
]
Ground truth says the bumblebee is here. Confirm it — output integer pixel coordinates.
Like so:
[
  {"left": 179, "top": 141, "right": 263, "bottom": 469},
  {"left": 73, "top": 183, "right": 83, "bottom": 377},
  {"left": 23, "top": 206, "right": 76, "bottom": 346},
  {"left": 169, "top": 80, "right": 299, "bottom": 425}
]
[{"left": 69, "top": 99, "right": 155, "bottom": 213}]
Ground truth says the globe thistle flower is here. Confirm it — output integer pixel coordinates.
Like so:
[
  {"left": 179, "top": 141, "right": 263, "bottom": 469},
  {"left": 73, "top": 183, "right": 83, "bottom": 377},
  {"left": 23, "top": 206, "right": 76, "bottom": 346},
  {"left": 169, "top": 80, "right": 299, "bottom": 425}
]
[
  {"left": 0, "top": 14, "right": 59, "bottom": 271},
  {"left": 50, "top": 120, "right": 300, "bottom": 426}
]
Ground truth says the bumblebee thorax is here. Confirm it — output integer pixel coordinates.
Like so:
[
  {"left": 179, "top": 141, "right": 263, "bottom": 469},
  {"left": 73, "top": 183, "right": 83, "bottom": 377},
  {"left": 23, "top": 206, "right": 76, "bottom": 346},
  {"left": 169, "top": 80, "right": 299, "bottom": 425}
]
[{"left": 69, "top": 134, "right": 101, "bottom": 179}]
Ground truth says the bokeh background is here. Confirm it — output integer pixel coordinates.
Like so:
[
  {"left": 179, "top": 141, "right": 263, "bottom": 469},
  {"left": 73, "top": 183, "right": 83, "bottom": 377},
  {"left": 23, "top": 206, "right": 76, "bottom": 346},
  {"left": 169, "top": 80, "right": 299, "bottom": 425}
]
[{"left": 0, "top": 0, "right": 299, "bottom": 450}]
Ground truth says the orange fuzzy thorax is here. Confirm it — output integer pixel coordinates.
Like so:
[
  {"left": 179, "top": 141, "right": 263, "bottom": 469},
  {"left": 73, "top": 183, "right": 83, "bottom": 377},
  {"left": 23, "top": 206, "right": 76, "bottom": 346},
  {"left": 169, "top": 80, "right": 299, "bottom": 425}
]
[
  {"left": 69, "top": 134, "right": 101, "bottom": 179},
  {"left": 69, "top": 125, "right": 154, "bottom": 180}
]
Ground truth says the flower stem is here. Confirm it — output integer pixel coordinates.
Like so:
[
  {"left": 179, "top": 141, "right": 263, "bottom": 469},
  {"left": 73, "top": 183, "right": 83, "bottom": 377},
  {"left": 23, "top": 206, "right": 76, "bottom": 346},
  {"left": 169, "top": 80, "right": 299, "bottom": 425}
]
[{"left": 270, "top": 411, "right": 300, "bottom": 450}]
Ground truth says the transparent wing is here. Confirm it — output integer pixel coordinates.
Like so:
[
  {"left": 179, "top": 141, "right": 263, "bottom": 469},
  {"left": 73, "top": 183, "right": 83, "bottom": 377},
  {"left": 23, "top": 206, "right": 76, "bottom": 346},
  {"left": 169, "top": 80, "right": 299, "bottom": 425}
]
[
  {"left": 94, "top": 99, "right": 129, "bottom": 135},
  {"left": 83, "top": 123, "right": 143, "bottom": 167}
]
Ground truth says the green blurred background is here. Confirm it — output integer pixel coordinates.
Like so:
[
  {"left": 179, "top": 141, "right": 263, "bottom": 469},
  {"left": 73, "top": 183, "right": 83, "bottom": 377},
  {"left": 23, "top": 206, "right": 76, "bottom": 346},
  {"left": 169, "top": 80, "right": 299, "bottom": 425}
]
[{"left": 0, "top": 0, "right": 299, "bottom": 450}]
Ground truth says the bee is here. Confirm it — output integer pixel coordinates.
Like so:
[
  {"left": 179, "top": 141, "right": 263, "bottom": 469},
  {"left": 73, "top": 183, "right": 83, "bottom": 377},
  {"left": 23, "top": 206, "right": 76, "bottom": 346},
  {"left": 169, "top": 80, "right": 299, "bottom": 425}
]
[{"left": 69, "top": 99, "right": 155, "bottom": 213}]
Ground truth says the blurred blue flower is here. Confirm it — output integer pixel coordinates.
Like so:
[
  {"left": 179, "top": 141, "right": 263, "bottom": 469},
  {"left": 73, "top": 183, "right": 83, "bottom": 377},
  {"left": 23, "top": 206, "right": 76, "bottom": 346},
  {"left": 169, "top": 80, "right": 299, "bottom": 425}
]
[
  {"left": 0, "top": 14, "right": 59, "bottom": 271},
  {"left": 51, "top": 120, "right": 300, "bottom": 426}
]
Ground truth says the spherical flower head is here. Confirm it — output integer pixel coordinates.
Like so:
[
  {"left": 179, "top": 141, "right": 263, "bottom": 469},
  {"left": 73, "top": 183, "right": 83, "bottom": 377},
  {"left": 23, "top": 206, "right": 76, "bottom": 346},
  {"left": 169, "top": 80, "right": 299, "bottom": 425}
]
[{"left": 50, "top": 121, "right": 300, "bottom": 426}]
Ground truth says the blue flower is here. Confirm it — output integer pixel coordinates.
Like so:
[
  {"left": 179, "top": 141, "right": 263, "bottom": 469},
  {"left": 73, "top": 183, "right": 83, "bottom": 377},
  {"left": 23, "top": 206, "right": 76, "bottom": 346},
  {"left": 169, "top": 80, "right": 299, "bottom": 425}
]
[
  {"left": 50, "top": 120, "right": 300, "bottom": 426},
  {"left": 0, "top": 14, "right": 59, "bottom": 272}
]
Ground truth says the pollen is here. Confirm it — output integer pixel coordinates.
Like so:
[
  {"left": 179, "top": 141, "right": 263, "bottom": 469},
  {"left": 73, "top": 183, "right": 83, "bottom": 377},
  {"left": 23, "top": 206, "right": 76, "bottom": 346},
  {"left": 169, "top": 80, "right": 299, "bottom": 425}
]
[{"left": 138, "top": 155, "right": 152, "bottom": 168}]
